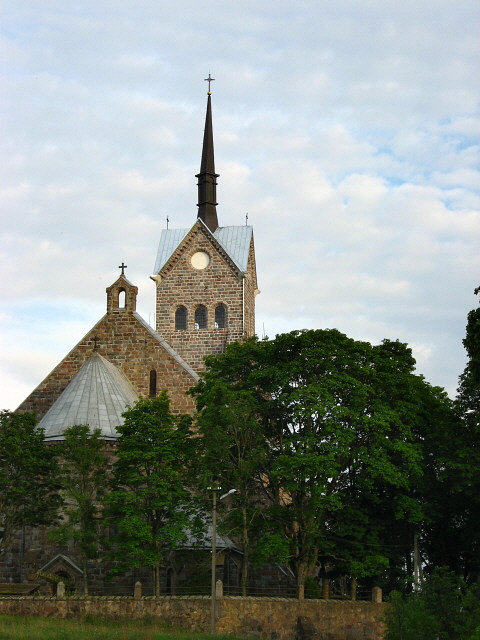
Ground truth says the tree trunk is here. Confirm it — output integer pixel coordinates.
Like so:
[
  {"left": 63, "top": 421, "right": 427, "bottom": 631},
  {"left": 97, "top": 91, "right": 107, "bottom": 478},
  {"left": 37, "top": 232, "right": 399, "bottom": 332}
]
[
  {"left": 296, "top": 562, "right": 309, "bottom": 600},
  {"left": 82, "top": 557, "right": 89, "bottom": 595},
  {"left": 154, "top": 564, "right": 161, "bottom": 596}
]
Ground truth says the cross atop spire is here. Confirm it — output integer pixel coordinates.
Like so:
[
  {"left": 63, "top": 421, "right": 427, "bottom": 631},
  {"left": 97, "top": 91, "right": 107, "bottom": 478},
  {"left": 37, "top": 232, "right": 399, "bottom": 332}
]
[
  {"left": 204, "top": 73, "right": 215, "bottom": 94},
  {"left": 196, "top": 88, "right": 219, "bottom": 232},
  {"left": 118, "top": 262, "right": 127, "bottom": 276}
]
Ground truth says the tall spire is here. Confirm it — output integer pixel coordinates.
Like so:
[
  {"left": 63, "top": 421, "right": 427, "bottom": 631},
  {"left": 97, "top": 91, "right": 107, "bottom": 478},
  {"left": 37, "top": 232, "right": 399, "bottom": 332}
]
[{"left": 196, "top": 77, "right": 219, "bottom": 232}]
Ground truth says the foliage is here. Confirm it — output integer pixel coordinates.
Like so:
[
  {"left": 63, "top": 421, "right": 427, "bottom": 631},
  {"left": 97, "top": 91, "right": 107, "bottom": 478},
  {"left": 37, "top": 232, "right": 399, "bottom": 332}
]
[
  {"left": 383, "top": 590, "right": 440, "bottom": 640},
  {"left": 191, "top": 330, "right": 435, "bottom": 598},
  {"left": 421, "top": 287, "right": 480, "bottom": 583},
  {"left": 106, "top": 393, "right": 195, "bottom": 595},
  {"left": 49, "top": 424, "right": 111, "bottom": 594},
  {"left": 304, "top": 576, "right": 322, "bottom": 599},
  {"left": 0, "top": 410, "right": 62, "bottom": 557},
  {"left": 260, "top": 331, "right": 425, "bottom": 596},
  {"left": 383, "top": 568, "right": 480, "bottom": 640},
  {"left": 190, "top": 340, "right": 270, "bottom": 595}
]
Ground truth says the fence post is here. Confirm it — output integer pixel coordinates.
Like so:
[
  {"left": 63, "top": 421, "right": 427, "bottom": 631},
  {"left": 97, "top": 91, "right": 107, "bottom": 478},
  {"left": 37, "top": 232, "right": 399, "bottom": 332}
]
[
  {"left": 350, "top": 577, "right": 357, "bottom": 601},
  {"left": 134, "top": 581, "right": 142, "bottom": 599},
  {"left": 372, "top": 586, "right": 382, "bottom": 603},
  {"left": 322, "top": 578, "right": 330, "bottom": 600},
  {"left": 56, "top": 581, "right": 65, "bottom": 599}
]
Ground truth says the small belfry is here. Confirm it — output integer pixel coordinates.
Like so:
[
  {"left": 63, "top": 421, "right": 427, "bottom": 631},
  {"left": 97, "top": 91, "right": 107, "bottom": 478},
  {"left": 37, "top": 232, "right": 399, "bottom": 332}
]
[{"left": 152, "top": 79, "right": 259, "bottom": 371}]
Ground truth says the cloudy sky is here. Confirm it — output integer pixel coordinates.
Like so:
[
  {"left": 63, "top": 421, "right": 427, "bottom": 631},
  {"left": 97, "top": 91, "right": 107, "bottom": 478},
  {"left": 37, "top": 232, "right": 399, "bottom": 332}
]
[{"left": 1, "top": 1, "right": 479, "bottom": 409}]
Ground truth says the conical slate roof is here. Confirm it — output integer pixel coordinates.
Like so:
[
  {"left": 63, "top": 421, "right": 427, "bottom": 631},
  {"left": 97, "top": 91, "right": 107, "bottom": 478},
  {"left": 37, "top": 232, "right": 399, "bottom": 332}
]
[{"left": 38, "top": 352, "right": 138, "bottom": 441}]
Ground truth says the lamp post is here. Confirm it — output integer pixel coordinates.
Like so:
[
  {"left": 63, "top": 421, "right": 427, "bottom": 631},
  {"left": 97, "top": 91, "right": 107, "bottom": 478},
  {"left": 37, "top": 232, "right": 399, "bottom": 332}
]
[{"left": 210, "top": 487, "right": 236, "bottom": 635}]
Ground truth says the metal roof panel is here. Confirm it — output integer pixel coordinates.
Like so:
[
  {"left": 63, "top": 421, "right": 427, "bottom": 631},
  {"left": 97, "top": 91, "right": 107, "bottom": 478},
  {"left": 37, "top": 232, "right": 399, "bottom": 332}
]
[
  {"left": 38, "top": 352, "right": 138, "bottom": 440},
  {"left": 153, "top": 224, "right": 252, "bottom": 274}
]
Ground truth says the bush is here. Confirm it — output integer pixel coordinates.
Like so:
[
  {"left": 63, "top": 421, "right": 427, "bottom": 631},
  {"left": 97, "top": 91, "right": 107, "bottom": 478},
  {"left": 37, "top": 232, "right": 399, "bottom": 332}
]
[
  {"left": 304, "top": 577, "right": 322, "bottom": 599},
  {"left": 383, "top": 591, "right": 439, "bottom": 640},
  {"left": 383, "top": 569, "right": 480, "bottom": 640}
]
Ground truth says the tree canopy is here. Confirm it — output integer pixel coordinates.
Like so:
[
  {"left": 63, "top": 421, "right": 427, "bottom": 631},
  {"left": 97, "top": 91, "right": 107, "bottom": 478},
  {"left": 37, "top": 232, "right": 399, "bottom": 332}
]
[
  {"left": 49, "top": 424, "right": 111, "bottom": 594},
  {"left": 191, "top": 329, "right": 446, "bottom": 597},
  {"left": 106, "top": 393, "right": 194, "bottom": 595},
  {"left": 0, "top": 410, "right": 62, "bottom": 557},
  {"left": 422, "top": 286, "right": 480, "bottom": 583}
]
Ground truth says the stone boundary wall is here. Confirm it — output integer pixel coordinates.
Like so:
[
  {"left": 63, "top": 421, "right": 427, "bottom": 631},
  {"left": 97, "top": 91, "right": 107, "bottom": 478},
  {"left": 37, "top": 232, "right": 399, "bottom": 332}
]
[{"left": 0, "top": 595, "right": 387, "bottom": 640}]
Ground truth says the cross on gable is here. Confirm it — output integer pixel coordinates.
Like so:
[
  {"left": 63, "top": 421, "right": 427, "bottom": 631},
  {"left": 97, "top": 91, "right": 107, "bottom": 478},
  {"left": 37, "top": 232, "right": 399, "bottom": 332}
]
[{"left": 118, "top": 262, "right": 127, "bottom": 276}]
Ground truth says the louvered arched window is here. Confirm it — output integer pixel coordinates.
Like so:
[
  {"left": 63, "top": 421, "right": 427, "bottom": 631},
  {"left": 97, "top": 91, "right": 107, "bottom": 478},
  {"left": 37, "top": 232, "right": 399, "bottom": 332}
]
[
  {"left": 214, "top": 304, "right": 226, "bottom": 329},
  {"left": 175, "top": 306, "right": 187, "bottom": 330},
  {"left": 194, "top": 305, "right": 207, "bottom": 329}
]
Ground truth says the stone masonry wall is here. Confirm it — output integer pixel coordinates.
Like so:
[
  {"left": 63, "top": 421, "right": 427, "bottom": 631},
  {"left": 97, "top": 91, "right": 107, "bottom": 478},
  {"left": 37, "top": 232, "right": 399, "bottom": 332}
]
[
  {"left": 17, "top": 287, "right": 196, "bottom": 420},
  {"left": 155, "top": 223, "right": 256, "bottom": 372},
  {"left": 0, "top": 596, "right": 387, "bottom": 640}
]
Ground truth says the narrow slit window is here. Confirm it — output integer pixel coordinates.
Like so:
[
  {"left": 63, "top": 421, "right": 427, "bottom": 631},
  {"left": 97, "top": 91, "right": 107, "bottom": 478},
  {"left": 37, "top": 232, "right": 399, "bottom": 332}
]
[
  {"left": 175, "top": 306, "right": 187, "bottom": 330},
  {"left": 214, "top": 304, "right": 226, "bottom": 329},
  {"left": 149, "top": 370, "right": 157, "bottom": 398},
  {"left": 194, "top": 305, "right": 207, "bottom": 329}
]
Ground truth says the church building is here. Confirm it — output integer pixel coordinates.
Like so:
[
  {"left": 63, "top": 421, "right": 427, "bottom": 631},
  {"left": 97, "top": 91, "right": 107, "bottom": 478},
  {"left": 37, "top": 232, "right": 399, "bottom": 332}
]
[
  {"left": 6, "top": 86, "right": 261, "bottom": 594},
  {"left": 17, "top": 86, "right": 258, "bottom": 438}
]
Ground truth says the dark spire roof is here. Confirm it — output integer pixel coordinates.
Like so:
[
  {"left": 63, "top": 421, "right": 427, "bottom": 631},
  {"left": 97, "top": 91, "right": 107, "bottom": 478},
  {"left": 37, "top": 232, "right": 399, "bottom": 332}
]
[{"left": 196, "top": 92, "right": 219, "bottom": 232}]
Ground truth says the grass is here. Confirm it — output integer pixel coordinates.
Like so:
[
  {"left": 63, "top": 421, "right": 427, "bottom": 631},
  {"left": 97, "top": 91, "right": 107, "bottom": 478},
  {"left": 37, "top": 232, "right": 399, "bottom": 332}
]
[{"left": 0, "top": 615, "right": 240, "bottom": 640}]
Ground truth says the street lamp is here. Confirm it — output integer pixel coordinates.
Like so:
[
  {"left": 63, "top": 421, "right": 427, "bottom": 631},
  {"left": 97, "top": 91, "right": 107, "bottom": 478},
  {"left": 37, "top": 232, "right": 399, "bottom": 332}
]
[{"left": 209, "top": 487, "right": 236, "bottom": 635}]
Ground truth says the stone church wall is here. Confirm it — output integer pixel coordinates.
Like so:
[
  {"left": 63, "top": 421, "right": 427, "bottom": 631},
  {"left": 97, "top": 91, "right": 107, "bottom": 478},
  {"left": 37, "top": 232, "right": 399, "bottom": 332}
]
[
  {"left": 155, "top": 225, "right": 256, "bottom": 372},
  {"left": 17, "top": 306, "right": 196, "bottom": 421}
]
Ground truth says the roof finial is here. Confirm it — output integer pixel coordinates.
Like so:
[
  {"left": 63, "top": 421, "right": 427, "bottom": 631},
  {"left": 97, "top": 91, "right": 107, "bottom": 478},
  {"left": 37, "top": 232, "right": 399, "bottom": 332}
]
[
  {"left": 204, "top": 73, "right": 215, "bottom": 95},
  {"left": 118, "top": 262, "right": 127, "bottom": 276}
]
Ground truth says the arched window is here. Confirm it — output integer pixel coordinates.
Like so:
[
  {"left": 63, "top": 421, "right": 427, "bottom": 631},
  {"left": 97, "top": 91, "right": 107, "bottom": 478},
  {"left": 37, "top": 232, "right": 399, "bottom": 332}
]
[
  {"left": 194, "top": 305, "right": 207, "bottom": 329},
  {"left": 118, "top": 288, "right": 126, "bottom": 309},
  {"left": 149, "top": 370, "right": 157, "bottom": 398},
  {"left": 214, "top": 304, "right": 226, "bottom": 329},
  {"left": 175, "top": 306, "right": 187, "bottom": 330}
]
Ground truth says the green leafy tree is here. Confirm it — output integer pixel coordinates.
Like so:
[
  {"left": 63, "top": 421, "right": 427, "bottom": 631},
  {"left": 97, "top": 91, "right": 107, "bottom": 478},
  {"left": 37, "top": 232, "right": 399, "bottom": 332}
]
[
  {"left": 191, "top": 343, "right": 269, "bottom": 594},
  {"left": 107, "top": 393, "right": 194, "bottom": 595},
  {"left": 49, "top": 424, "right": 110, "bottom": 594},
  {"left": 192, "top": 330, "right": 435, "bottom": 598},
  {"left": 384, "top": 568, "right": 480, "bottom": 640},
  {"left": 383, "top": 590, "right": 440, "bottom": 640},
  {"left": 0, "top": 410, "right": 62, "bottom": 557},
  {"left": 421, "top": 288, "right": 480, "bottom": 583},
  {"left": 259, "top": 330, "right": 426, "bottom": 598},
  {"left": 451, "top": 287, "right": 480, "bottom": 581}
]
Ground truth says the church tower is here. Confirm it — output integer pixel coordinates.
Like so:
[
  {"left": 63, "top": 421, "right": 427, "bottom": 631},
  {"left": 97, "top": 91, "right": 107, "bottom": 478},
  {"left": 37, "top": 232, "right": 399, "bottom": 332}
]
[{"left": 151, "top": 84, "right": 258, "bottom": 372}]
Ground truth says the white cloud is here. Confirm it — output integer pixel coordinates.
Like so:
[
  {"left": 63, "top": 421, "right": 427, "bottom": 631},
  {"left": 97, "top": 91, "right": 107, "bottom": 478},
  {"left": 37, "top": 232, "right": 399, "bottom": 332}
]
[{"left": 0, "top": 0, "right": 478, "bottom": 409}]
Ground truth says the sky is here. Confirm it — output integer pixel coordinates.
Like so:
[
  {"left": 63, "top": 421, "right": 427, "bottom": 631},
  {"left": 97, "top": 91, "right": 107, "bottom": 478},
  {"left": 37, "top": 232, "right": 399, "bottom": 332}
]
[{"left": 1, "top": 0, "right": 479, "bottom": 410}]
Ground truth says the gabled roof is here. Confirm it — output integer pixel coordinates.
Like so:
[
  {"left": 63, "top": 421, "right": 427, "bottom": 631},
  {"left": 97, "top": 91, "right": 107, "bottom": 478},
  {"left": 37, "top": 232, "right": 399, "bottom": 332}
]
[
  {"left": 153, "top": 223, "right": 253, "bottom": 275},
  {"left": 181, "top": 523, "right": 241, "bottom": 552},
  {"left": 215, "top": 225, "right": 253, "bottom": 272},
  {"left": 37, "top": 352, "right": 139, "bottom": 441}
]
